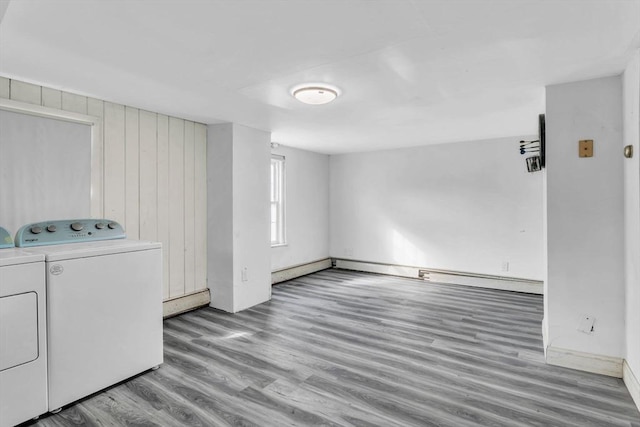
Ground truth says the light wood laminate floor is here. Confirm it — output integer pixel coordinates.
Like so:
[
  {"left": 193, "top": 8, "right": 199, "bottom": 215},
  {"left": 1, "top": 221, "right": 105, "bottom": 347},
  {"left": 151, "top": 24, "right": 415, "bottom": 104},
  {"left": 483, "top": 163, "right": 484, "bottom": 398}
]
[{"left": 27, "top": 269, "right": 640, "bottom": 426}]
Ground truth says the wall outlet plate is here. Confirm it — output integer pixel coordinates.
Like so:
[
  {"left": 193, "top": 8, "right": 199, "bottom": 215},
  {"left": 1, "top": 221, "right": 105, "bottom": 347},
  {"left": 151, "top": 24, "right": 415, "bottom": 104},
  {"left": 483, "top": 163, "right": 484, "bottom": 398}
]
[{"left": 578, "top": 315, "right": 595, "bottom": 334}]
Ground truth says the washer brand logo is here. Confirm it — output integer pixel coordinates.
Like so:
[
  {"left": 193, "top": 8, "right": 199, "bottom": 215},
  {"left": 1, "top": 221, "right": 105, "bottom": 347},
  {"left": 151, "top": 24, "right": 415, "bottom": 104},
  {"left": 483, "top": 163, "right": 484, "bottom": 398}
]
[
  {"left": 25, "top": 238, "right": 38, "bottom": 242},
  {"left": 50, "top": 264, "right": 64, "bottom": 275}
]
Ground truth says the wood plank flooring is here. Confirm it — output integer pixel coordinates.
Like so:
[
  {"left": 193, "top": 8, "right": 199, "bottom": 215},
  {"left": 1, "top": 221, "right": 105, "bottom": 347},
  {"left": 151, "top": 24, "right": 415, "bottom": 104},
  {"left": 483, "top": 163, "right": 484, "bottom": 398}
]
[{"left": 26, "top": 269, "right": 640, "bottom": 426}]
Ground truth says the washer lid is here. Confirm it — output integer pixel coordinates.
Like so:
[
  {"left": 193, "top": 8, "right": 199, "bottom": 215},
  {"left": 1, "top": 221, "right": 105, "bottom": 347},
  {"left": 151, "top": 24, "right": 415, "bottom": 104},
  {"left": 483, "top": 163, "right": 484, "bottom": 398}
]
[
  {"left": 0, "top": 249, "right": 44, "bottom": 267},
  {"left": 25, "top": 239, "right": 161, "bottom": 262}
]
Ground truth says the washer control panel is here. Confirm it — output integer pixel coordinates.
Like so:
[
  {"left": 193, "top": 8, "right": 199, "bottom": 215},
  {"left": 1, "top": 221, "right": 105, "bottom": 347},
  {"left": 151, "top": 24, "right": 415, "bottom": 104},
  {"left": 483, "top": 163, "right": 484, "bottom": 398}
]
[
  {"left": 0, "top": 226, "right": 14, "bottom": 249},
  {"left": 15, "top": 219, "right": 126, "bottom": 247}
]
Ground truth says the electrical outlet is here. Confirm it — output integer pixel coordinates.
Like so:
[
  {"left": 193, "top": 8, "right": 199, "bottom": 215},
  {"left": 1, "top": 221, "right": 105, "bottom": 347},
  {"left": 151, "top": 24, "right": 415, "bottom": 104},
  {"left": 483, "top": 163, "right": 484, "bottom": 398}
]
[
  {"left": 501, "top": 261, "right": 509, "bottom": 272},
  {"left": 578, "top": 315, "right": 595, "bottom": 334},
  {"left": 241, "top": 267, "right": 248, "bottom": 282}
]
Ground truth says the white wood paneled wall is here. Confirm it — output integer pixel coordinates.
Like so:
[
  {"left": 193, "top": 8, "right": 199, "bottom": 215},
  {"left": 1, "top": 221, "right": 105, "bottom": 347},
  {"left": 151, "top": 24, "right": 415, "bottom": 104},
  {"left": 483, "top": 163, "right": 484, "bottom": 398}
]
[{"left": 0, "top": 77, "right": 208, "bottom": 301}]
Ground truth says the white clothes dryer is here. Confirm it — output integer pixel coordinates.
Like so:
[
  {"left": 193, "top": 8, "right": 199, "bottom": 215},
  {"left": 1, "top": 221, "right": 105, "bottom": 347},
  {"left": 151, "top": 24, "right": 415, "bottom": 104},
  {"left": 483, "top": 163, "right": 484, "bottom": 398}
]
[
  {"left": 15, "top": 219, "right": 163, "bottom": 413},
  {"left": 0, "top": 226, "right": 47, "bottom": 427}
]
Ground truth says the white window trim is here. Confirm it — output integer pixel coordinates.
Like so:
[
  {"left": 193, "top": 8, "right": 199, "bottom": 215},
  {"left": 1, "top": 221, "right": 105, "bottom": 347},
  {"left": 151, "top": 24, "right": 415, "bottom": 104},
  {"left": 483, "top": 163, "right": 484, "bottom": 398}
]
[
  {"left": 0, "top": 98, "right": 103, "bottom": 217},
  {"left": 271, "top": 154, "right": 286, "bottom": 247}
]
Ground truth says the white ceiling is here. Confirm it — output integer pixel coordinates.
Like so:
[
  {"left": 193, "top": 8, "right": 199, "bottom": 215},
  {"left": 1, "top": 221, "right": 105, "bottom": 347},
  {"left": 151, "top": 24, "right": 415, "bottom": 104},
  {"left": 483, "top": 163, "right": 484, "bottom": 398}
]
[{"left": 1, "top": 0, "right": 638, "bottom": 154}]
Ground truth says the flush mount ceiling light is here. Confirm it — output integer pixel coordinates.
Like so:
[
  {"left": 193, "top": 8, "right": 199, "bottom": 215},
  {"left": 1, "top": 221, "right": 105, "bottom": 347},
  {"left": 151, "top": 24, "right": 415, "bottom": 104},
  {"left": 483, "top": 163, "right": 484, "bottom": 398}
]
[{"left": 292, "top": 84, "right": 340, "bottom": 105}]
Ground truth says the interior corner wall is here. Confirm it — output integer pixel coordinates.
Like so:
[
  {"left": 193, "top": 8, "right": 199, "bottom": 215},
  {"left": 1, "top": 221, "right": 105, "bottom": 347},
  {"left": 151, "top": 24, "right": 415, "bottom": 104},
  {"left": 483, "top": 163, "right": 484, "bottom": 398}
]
[
  {"left": 207, "top": 123, "right": 271, "bottom": 313},
  {"left": 270, "top": 145, "right": 329, "bottom": 271},
  {"left": 545, "top": 75, "right": 625, "bottom": 359},
  {"left": 623, "top": 50, "right": 640, "bottom": 377},
  {"left": 329, "top": 136, "right": 544, "bottom": 280}
]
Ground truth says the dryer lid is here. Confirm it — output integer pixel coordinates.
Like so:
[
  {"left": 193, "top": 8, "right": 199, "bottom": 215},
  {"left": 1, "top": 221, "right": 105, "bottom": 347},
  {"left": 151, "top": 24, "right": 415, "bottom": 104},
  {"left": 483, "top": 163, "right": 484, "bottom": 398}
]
[
  {"left": 0, "top": 249, "right": 44, "bottom": 267},
  {"left": 0, "top": 227, "right": 14, "bottom": 249}
]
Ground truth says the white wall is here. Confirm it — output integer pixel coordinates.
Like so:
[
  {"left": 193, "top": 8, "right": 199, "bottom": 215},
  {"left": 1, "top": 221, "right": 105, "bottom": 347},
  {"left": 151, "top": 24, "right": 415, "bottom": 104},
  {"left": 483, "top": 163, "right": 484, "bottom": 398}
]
[
  {"left": 0, "top": 77, "right": 208, "bottom": 302},
  {"left": 271, "top": 145, "right": 329, "bottom": 271},
  {"left": 329, "top": 136, "right": 543, "bottom": 280},
  {"left": 623, "top": 51, "right": 640, "bottom": 378},
  {"left": 208, "top": 123, "right": 271, "bottom": 313},
  {"left": 545, "top": 76, "right": 624, "bottom": 359},
  {"left": 233, "top": 124, "right": 271, "bottom": 311}
]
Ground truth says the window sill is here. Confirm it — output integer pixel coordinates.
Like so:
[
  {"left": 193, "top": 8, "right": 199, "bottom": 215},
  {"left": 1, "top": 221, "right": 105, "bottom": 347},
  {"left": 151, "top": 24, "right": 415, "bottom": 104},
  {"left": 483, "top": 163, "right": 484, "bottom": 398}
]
[{"left": 271, "top": 243, "right": 288, "bottom": 248}]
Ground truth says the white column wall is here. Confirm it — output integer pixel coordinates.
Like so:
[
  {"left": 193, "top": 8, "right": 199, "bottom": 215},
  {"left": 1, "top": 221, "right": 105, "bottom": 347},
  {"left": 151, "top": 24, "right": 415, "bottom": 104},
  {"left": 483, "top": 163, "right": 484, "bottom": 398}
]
[
  {"left": 232, "top": 124, "right": 271, "bottom": 311},
  {"left": 207, "top": 123, "right": 271, "bottom": 313},
  {"left": 545, "top": 76, "right": 625, "bottom": 358},
  {"left": 623, "top": 51, "right": 640, "bottom": 379}
]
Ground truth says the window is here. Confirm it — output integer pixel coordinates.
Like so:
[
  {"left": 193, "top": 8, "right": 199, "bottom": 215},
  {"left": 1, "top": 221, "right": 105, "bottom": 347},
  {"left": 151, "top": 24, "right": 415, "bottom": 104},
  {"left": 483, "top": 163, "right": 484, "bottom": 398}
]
[{"left": 270, "top": 155, "right": 286, "bottom": 246}]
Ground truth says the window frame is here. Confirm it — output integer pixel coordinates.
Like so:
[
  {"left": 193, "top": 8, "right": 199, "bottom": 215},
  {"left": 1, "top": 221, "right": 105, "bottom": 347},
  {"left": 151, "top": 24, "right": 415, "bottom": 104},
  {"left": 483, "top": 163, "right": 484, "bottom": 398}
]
[{"left": 270, "top": 154, "right": 286, "bottom": 247}]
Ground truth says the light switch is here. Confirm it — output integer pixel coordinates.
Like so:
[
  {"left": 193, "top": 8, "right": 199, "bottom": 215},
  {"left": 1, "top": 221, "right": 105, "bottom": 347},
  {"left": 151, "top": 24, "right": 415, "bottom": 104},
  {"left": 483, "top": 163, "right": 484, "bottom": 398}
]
[{"left": 579, "top": 140, "right": 593, "bottom": 157}]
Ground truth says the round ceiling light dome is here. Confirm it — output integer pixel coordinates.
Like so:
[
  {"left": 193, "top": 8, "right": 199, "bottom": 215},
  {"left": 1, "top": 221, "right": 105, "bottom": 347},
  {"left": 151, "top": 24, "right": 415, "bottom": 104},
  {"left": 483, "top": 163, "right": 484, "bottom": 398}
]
[{"left": 292, "top": 84, "right": 340, "bottom": 105}]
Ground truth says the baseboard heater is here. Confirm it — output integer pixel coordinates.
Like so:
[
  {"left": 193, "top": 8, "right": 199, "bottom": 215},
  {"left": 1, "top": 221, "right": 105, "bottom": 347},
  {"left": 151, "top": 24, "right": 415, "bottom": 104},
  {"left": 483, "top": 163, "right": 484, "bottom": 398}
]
[
  {"left": 163, "top": 288, "right": 210, "bottom": 319},
  {"left": 333, "top": 258, "right": 543, "bottom": 294},
  {"left": 272, "top": 258, "right": 332, "bottom": 284}
]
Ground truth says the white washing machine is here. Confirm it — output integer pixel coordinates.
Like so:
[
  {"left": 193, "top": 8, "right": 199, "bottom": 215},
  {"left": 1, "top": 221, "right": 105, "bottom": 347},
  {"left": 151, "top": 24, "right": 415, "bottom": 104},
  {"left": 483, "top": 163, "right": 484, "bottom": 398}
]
[
  {"left": 0, "top": 226, "right": 47, "bottom": 427},
  {"left": 15, "top": 219, "right": 163, "bottom": 413}
]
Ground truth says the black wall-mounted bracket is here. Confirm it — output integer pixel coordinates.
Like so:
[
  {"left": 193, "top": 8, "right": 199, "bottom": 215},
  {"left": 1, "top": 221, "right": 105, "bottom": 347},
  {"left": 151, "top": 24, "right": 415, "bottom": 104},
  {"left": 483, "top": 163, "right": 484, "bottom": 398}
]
[
  {"left": 518, "top": 113, "right": 545, "bottom": 173},
  {"left": 538, "top": 113, "right": 546, "bottom": 168}
]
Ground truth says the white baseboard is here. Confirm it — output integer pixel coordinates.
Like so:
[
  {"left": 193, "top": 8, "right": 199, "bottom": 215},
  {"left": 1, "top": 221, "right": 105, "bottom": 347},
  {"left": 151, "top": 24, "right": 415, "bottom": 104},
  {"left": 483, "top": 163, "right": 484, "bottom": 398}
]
[
  {"left": 545, "top": 346, "right": 623, "bottom": 378},
  {"left": 333, "top": 259, "right": 543, "bottom": 294},
  {"left": 271, "top": 258, "right": 332, "bottom": 284},
  {"left": 162, "top": 289, "right": 210, "bottom": 318},
  {"left": 334, "top": 259, "right": 418, "bottom": 278},
  {"left": 623, "top": 359, "right": 640, "bottom": 412}
]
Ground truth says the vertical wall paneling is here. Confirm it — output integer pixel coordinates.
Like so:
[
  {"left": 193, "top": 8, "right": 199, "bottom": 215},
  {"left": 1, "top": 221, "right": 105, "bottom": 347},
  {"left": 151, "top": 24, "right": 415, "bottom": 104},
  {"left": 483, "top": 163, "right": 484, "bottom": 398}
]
[
  {"left": 103, "top": 102, "right": 126, "bottom": 225},
  {"left": 157, "top": 114, "right": 171, "bottom": 300},
  {"left": 10, "top": 80, "right": 41, "bottom": 104},
  {"left": 194, "top": 123, "right": 207, "bottom": 291},
  {"left": 125, "top": 106, "right": 140, "bottom": 239},
  {"left": 1, "top": 78, "right": 207, "bottom": 303},
  {"left": 183, "top": 121, "right": 196, "bottom": 294},
  {"left": 42, "top": 87, "right": 62, "bottom": 109},
  {"left": 168, "top": 117, "right": 186, "bottom": 298},
  {"left": 87, "top": 98, "right": 105, "bottom": 218},
  {"left": 0, "top": 77, "right": 9, "bottom": 98},
  {"left": 139, "top": 110, "right": 158, "bottom": 242},
  {"left": 61, "top": 92, "right": 88, "bottom": 114}
]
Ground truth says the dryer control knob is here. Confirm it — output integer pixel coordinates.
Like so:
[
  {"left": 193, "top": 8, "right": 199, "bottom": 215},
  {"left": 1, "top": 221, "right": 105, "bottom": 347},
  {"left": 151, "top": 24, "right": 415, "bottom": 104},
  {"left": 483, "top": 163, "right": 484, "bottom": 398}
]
[
  {"left": 30, "top": 226, "right": 42, "bottom": 234},
  {"left": 108, "top": 222, "right": 117, "bottom": 229},
  {"left": 70, "top": 222, "right": 83, "bottom": 232},
  {"left": 95, "top": 223, "right": 105, "bottom": 230},
  {"left": 47, "top": 225, "right": 57, "bottom": 232}
]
